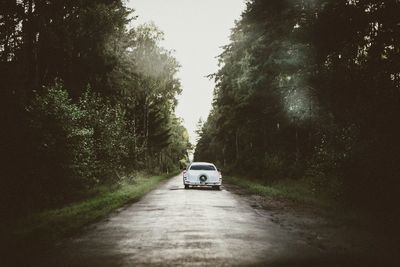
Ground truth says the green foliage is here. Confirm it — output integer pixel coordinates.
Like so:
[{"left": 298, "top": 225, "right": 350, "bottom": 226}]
[
  {"left": 79, "top": 90, "right": 131, "bottom": 180},
  {"left": 262, "top": 154, "right": 287, "bottom": 181},
  {"left": 28, "top": 84, "right": 96, "bottom": 203},
  {"left": 195, "top": 0, "right": 400, "bottom": 210},
  {"left": 0, "top": 2, "right": 189, "bottom": 213}
]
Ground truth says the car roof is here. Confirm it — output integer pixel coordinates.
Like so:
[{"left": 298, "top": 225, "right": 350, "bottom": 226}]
[{"left": 190, "top": 162, "right": 215, "bottom": 166}]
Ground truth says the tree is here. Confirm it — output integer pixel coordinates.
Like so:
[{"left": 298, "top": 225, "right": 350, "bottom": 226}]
[
  {"left": 195, "top": 0, "right": 400, "bottom": 210},
  {"left": 0, "top": 3, "right": 189, "bottom": 213}
]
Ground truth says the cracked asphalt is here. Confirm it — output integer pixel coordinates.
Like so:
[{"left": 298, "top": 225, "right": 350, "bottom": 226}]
[{"left": 40, "top": 174, "right": 333, "bottom": 266}]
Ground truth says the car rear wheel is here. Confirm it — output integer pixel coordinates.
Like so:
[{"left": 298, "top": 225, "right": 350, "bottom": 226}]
[
  {"left": 213, "top": 185, "right": 221, "bottom": 190},
  {"left": 184, "top": 184, "right": 189, "bottom": 189}
]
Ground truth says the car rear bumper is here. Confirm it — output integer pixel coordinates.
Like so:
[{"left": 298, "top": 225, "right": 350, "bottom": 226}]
[{"left": 183, "top": 179, "right": 222, "bottom": 186}]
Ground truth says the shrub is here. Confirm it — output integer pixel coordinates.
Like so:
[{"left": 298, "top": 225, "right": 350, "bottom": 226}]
[
  {"left": 28, "top": 83, "right": 96, "bottom": 204},
  {"left": 79, "top": 90, "right": 131, "bottom": 182}
]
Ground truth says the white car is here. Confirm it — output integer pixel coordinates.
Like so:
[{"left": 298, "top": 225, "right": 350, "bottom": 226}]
[{"left": 183, "top": 162, "right": 222, "bottom": 190}]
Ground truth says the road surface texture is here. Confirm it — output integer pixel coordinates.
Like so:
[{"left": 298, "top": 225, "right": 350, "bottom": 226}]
[{"left": 38, "top": 174, "right": 395, "bottom": 266}]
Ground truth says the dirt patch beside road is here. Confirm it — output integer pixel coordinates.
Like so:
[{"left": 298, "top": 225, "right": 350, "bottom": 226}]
[{"left": 224, "top": 181, "right": 399, "bottom": 266}]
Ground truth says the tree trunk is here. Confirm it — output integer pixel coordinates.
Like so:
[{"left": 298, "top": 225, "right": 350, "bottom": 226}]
[
  {"left": 235, "top": 128, "right": 240, "bottom": 163},
  {"left": 295, "top": 127, "right": 299, "bottom": 163}
]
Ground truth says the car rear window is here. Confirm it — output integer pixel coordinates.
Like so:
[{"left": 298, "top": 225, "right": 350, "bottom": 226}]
[{"left": 190, "top": 165, "right": 216, "bottom": 171}]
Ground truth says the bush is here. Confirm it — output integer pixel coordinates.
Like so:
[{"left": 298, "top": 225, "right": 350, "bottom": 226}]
[
  {"left": 79, "top": 90, "right": 131, "bottom": 182},
  {"left": 262, "top": 153, "right": 286, "bottom": 181},
  {"left": 28, "top": 83, "right": 96, "bottom": 205}
]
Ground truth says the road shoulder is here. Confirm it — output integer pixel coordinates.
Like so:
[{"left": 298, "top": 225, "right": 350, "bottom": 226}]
[
  {"left": 223, "top": 177, "right": 399, "bottom": 266},
  {"left": 1, "top": 172, "right": 177, "bottom": 266}
]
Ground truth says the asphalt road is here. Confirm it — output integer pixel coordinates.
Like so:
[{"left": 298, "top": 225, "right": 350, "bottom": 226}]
[{"left": 42, "top": 174, "right": 328, "bottom": 267}]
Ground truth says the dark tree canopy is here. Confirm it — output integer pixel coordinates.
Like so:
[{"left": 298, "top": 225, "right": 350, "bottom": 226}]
[
  {"left": 0, "top": 1, "right": 190, "bottom": 214},
  {"left": 194, "top": 0, "right": 400, "bottom": 210}
]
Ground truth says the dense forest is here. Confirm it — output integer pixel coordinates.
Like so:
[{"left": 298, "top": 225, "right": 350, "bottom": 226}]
[
  {"left": 195, "top": 0, "right": 400, "bottom": 211},
  {"left": 0, "top": 1, "right": 190, "bottom": 215}
]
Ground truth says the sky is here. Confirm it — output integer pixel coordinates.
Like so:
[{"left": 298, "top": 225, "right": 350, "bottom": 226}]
[{"left": 127, "top": 0, "right": 246, "bottom": 144}]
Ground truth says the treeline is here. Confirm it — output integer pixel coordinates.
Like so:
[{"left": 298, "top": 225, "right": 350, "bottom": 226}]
[
  {"left": 195, "top": 0, "right": 400, "bottom": 209},
  {"left": 0, "top": 1, "right": 190, "bottom": 214}
]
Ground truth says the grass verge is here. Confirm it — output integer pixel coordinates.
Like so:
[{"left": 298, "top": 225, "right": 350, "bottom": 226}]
[
  {"left": 223, "top": 176, "right": 335, "bottom": 208},
  {"left": 5, "top": 172, "right": 176, "bottom": 248}
]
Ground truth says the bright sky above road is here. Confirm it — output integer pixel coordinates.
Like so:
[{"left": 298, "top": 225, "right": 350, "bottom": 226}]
[{"left": 127, "top": 0, "right": 246, "bottom": 144}]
